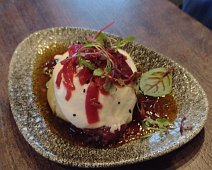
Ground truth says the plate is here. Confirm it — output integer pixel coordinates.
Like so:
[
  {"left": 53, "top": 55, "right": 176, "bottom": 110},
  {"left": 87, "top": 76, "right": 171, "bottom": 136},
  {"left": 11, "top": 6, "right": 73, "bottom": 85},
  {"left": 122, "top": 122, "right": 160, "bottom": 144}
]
[{"left": 8, "top": 27, "right": 208, "bottom": 168}]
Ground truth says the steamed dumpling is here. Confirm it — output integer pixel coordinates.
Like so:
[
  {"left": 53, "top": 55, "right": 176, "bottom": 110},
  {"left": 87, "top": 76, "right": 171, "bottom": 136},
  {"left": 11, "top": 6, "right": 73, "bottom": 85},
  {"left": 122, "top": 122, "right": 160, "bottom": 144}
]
[{"left": 47, "top": 51, "right": 137, "bottom": 132}]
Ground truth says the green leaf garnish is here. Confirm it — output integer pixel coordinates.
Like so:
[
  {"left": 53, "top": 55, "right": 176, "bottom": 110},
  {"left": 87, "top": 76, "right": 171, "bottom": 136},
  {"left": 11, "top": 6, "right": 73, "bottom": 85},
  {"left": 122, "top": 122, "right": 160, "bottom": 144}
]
[
  {"left": 139, "top": 67, "right": 173, "bottom": 97},
  {"left": 123, "top": 35, "right": 135, "bottom": 42},
  {"left": 108, "top": 84, "right": 117, "bottom": 95},
  {"left": 143, "top": 117, "right": 155, "bottom": 127},
  {"left": 82, "top": 42, "right": 100, "bottom": 49},
  {"left": 103, "top": 82, "right": 112, "bottom": 91},
  {"left": 140, "top": 133, "right": 153, "bottom": 141},
  {"left": 112, "top": 35, "right": 135, "bottom": 49},
  {"left": 93, "top": 68, "right": 104, "bottom": 76},
  {"left": 142, "top": 117, "right": 171, "bottom": 129},
  {"left": 105, "top": 59, "right": 112, "bottom": 74},
  {"left": 155, "top": 118, "right": 170, "bottom": 128},
  {"left": 105, "top": 66, "right": 111, "bottom": 74},
  {"left": 78, "top": 57, "right": 95, "bottom": 70},
  {"left": 103, "top": 82, "right": 117, "bottom": 95},
  {"left": 141, "top": 117, "right": 171, "bottom": 141},
  {"left": 96, "top": 32, "right": 108, "bottom": 45}
]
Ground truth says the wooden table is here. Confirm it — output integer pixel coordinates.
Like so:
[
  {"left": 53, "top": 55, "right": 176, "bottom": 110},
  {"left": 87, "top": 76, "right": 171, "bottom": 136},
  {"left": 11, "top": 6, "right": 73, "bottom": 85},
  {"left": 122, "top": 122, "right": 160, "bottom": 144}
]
[{"left": 1, "top": 0, "right": 212, "bottom": 169}]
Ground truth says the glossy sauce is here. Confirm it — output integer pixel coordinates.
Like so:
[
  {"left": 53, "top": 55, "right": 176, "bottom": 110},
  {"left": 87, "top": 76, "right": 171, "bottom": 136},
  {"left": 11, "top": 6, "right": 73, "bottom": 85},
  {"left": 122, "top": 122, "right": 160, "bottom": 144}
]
[{"left": 32, "top": 45, "right": 178, "bottom": 148}]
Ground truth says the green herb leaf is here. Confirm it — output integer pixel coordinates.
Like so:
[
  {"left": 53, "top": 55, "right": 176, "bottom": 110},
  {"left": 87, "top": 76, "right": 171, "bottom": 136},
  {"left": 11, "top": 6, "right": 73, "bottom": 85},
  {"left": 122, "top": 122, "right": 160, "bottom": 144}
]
[
  {"left": 93, "top": 68, "right": 104, "bottom": 76},
  {"left": 82, "top": 42, "right": 98, "bottom": 49},
  {"left": 103, "top": 82, "right": 117, "bottom": 95},
  {"left": 113, "top": 36, "right": 135, "bottom": 49},
  {"left": 103, "top": 82, "right": 112, "bottom": 92},
  {"left": 142, "top": 117, "right": 170, "bottom": 129},
  {"left": 144, "top": 117, "right": 155, "bottom": 127},
  {"left": 141, "top": 117, "right": 171, "bottom": 141},
  {"left": 155, "top": 118, "right": 170, "bottom": 128},
  {"left": 96, "top": 32, "right": 108, "bottom": 45},
  {"left": 139, "top": 67, "right": 173, "bottom": 97},
  {"left": 103, "top": 83, "right": 111, "bottom": 92},
  {"left": 78, "top": 57, "right": 95, "bottom": 70},
  {"left": 108, "top": 84, "right": 117, "bottom": 95},
  {"left": 123, "top": 35, "right": 135, "bottom": 42},
  {"left": 105, "top": 66, "right": 111, "bottom": 74},
  {"left": 105, "top": 59, "right": 112, "bottom": 74},
  {"left": 140, "top": 133, "right": 153, "bottom": 141}
]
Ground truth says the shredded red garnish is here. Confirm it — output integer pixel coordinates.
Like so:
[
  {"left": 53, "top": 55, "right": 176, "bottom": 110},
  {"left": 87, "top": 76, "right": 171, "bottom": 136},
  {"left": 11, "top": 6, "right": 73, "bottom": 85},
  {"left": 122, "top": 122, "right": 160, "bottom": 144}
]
[
  {"left": 85, "top": 81, "right": 102, "bottom": 124},
  {"left": 95, "top": 21, "right": 115, "bottom": 39},
  {"left": 56, "top": 58, "right": 76, "bottom": 100},
  {"left": 77, "top": 67, "right": 92, "bottom": 85},
  {"left": 94, "top": 77, "right": 109, "bottom": 95}
]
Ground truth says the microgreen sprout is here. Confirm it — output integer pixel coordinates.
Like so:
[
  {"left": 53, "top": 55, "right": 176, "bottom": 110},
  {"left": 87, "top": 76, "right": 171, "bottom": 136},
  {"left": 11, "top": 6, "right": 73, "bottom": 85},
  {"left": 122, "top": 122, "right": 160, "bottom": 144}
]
[{"left": 141, "top": 117, "right": 172, "bottom": 140}]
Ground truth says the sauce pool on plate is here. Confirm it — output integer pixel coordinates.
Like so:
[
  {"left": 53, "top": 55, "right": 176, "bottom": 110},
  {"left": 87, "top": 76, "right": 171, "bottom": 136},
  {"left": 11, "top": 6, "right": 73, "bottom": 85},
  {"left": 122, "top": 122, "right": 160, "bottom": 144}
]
[{"left": 32, "top": 44, "right": 178, "bottom": 148}]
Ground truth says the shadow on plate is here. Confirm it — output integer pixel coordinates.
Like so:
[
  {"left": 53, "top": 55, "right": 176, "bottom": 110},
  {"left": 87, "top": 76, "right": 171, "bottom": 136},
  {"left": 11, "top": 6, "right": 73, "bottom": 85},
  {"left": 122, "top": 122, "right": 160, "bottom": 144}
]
[
  {"left": 108, "top": 129, "right": 205, "bottom": 170},
  {"left": 59, "top": 128, "right": 205, "bottom": 170},
  {"left": 7, "top": 101, "right": 205, "bottom": 170}
]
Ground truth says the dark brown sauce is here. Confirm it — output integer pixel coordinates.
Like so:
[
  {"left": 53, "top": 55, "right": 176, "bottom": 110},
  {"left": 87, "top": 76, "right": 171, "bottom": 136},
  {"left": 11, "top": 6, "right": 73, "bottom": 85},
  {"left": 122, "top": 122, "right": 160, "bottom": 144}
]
[{"left": 32, "top": 44, "right": 178, "bottom": 148}]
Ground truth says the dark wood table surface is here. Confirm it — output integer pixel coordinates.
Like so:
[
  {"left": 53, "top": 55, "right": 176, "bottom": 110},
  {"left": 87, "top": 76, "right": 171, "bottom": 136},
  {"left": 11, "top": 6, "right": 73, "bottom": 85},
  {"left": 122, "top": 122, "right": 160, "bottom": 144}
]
[{"left": 1, "top": 0, "right": 212, "bottom": 169}]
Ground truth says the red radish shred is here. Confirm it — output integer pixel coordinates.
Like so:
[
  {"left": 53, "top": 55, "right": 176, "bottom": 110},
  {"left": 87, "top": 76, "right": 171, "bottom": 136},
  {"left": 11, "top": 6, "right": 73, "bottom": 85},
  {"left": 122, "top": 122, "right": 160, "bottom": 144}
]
[
  {"left": 95, "top": 21, "right": 115, "bottom": 38},
  {"left": 77, "top": 68, "right": 92, "bottom": 85},
  {"left": 95, "top": 77, "right": 109, "bottom": 95},
  {"left": 56, "top": 69, "right": 63, "bottom": 88},
  {"left": 68, "top": 43, "right": 82, "bottom": 57},
  {"left": 56, "top": 54, "right": 76, "bottom": 101},
  {"left": 85, "top": 81, "right": 102, "bottom": 124}
]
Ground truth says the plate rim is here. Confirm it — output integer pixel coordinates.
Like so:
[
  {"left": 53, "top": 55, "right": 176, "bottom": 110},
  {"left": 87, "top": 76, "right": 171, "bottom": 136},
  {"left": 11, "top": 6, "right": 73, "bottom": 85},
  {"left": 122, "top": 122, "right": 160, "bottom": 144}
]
[{"left": 8, "top": 27, "right": 209, "bottom": 168}]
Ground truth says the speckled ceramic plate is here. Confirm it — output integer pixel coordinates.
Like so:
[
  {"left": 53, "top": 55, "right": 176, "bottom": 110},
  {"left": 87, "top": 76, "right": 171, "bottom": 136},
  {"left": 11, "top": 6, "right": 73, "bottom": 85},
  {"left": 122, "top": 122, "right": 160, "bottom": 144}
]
[{"left": 8, "top": 27, "right": 208, "bottom": 168}]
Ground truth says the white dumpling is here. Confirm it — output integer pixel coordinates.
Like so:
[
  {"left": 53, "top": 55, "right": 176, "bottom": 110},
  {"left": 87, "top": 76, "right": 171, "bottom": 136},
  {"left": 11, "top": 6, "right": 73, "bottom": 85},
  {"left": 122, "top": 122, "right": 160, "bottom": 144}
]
[{"left": 47, "top": 51, "right": 137, "bottom": 132}]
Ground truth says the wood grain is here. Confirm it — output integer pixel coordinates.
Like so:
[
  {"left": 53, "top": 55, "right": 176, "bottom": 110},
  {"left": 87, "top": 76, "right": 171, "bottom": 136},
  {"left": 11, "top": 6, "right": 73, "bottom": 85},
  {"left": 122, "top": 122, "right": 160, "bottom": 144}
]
[{"left": 0, "top": 0, "right": 212, "bottom": 169}]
